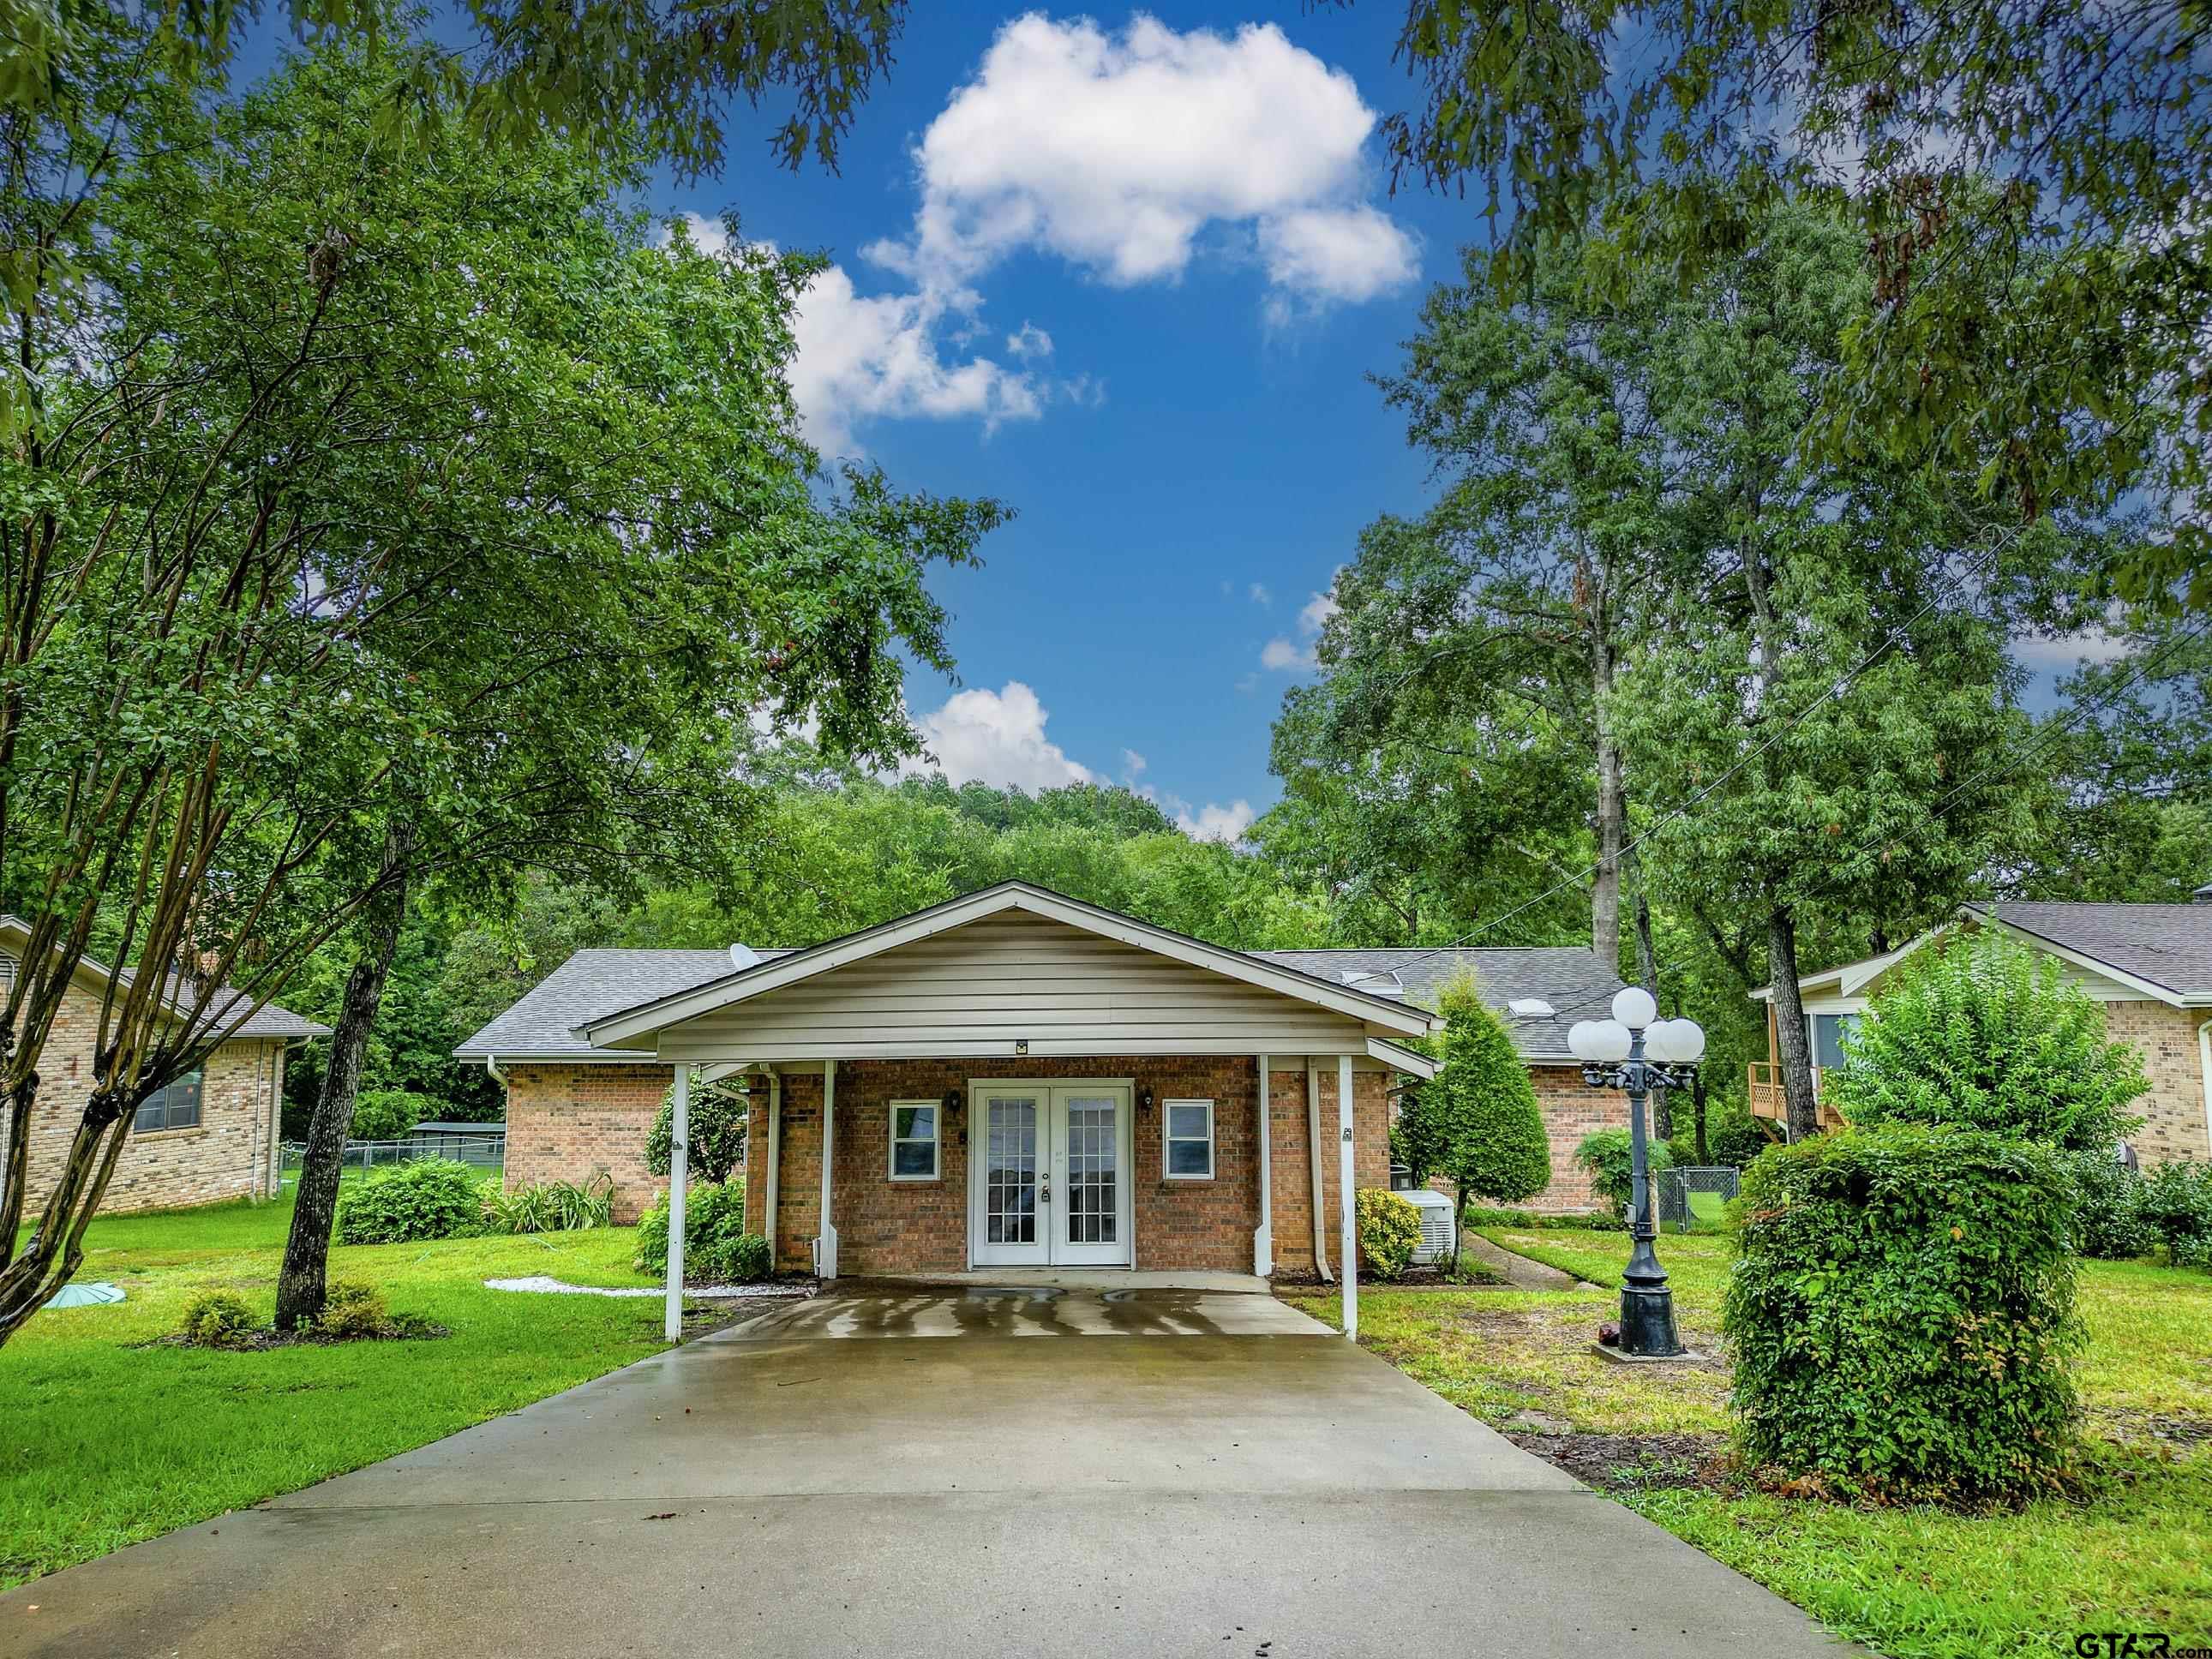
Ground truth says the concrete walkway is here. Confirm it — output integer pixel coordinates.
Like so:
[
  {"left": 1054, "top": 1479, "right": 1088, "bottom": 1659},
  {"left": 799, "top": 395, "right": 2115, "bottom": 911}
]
[{"left": 2, "top": 1285, "right": 1854, "bottom": 1658}]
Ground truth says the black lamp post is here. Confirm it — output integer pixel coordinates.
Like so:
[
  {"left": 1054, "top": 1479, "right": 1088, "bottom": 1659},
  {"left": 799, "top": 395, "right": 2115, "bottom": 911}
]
[{"left": 1567, "top": 988, "right": 1705, "bottom": 1359}]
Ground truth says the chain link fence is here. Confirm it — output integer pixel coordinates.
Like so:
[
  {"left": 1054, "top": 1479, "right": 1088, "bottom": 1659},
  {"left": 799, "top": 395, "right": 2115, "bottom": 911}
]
[
  {"left": 1658, "top": 1165, "right": 1740, "bottom": 1233},
  {"left": 279, "top": 1132, "right": 505, "bottom": 1188}
]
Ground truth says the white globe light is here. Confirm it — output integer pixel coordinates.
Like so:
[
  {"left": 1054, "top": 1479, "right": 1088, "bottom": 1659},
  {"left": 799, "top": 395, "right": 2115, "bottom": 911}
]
[
  {"left": 1586, "top": 1019, "right": 1633, "bottom": 1062},
  {"left": 1673, "top": 1018, "right": 1706, "bottom": 1063},
  {"left": 1611, "top": 986, "right": 1658, "bottom": 1029},
  {"left": 1567, "top": 1021, "right": 1599, "bottom": 1062},
  {"left": 1645, "top": 1019, "right": 1686, "bottom": 1063}
]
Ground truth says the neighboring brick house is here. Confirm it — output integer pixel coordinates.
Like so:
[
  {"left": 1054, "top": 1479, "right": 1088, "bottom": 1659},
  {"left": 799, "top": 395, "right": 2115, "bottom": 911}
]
[
  {"left": 0, "top": 918, "right": 327, "bottom": 1214},
  {"left": 457, "top": 883, "right": 1630, "bottom": 1284},
  {"left": 1751, "top": 897, "right": 2212, "bottom": 1165}
]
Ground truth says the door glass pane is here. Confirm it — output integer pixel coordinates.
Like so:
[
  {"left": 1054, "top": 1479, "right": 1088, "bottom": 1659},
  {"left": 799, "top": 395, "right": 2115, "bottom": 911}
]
[
  {"left": 985, "top": 1097, "right": 1037, "bottom": 1244},
  {"left": 1063, "top": 1098, "right": 1117, "bottom": 1245}
]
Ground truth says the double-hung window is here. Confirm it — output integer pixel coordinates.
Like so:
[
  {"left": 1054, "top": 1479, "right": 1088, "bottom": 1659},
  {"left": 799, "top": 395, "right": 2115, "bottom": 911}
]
[
  {"left": 1163, "top": 1099, "right": 1214, "bottom": 1179},
  {"left": 133, "top": 1069, "right": 203, "bottom": 1134},
  {"left": 1809, "top": 1014, "right": 1861, "bottom": 1071},
  {"left": 889, "top": 1100, "right": 940, "bottom": 1180}
]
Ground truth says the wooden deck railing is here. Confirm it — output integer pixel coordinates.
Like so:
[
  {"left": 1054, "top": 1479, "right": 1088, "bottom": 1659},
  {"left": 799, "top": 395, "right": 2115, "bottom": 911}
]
[{"left": 1745, "top": 1063, "right": 1849, "bottom": 1131}]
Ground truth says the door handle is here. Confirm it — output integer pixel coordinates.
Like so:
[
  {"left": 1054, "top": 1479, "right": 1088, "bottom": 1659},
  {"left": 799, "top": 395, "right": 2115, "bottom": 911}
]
[{"left": 1040, "top": 1177, "right": 1052, "bottom": 1203}]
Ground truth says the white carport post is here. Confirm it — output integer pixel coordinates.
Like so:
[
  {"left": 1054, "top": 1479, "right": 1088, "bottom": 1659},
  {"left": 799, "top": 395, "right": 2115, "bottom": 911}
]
[
  {"left": 815, "top": 1061, "right": 839, "bottom": 1279},
  {"left": 764, "top": 1069, "right": 782, "bottom": 1270},
  {"left": 1338, "top": 1053, "right": 1358, "bottom": 1340},
  {"left": 1252, "top": 1053, "right": 1274, "bottom": 1277},
  {"left": 663, "top": 1063, "right": 690, "bottom": 1344}
]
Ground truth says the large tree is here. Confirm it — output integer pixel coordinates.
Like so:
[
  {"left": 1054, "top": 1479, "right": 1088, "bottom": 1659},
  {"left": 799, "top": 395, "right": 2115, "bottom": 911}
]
[
  {"left": 1375, "top": 0, "right": 2209, "bottom": 611},
  {"left": 0, "top": 37, "right": 998, "bottom": 1342},
  {"left": 1268, "top": 226, "right": 1685, "bottom": 961}
]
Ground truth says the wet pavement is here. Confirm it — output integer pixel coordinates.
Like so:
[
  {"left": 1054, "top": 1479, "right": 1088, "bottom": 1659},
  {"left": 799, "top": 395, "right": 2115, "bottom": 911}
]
[{"left": 1, "top": 1285, "right": 1855, "bottom": 1658}]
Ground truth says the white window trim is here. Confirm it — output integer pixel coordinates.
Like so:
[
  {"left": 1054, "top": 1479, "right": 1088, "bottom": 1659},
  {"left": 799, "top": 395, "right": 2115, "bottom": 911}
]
[
  {"left": 1162, "top": 1098, "right": 1215, "bottom": 1181},
  {"left": 888, "top": 1099, "right": 942, "bottom": 1182}
]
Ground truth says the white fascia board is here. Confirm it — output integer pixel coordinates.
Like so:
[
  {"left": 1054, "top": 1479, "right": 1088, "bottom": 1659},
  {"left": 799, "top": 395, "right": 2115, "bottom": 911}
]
[
  {"left": 1366, "top": 1036, "right": 1438, "bottom": 1080},
  {"left": 584, "top": 883, "right": 1436, "bottom": 1047},
  {"left": 452, "top": 1049, "right": 658, "bottom": 1065}
]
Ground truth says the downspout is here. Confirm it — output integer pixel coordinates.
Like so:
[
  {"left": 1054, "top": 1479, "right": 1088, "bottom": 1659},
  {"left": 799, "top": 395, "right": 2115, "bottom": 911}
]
[
  {"left": 2198, "top": 1017, "right": 2212, "bottom": 1160},
  {"left": 1306, "top": 1061, "right": 1332, "bottom": 1283},
  {"left": 765, "top": 1069, "right": 782, "bottom": 1271},
  {"left": 1253, "top": 1052, "right": 1274, "bottom": 1278}
]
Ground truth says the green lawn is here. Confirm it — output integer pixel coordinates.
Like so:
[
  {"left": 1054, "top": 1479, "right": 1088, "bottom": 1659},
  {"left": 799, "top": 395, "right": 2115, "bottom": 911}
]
[
  {"left": 3, "top": 1192, "right": 668, "bottom": 1590},
  {"left": 1294, "top": 1229, "right": 2212, "bottom": 1659}
]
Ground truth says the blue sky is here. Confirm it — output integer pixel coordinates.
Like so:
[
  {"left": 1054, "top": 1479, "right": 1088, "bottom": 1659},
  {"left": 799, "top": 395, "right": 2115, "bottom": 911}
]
[{"left": 664, "top": 8, "right": 1485, "bottom": 837}]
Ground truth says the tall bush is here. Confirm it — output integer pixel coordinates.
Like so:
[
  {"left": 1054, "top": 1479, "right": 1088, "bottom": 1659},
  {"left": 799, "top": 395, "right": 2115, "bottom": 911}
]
[
  {"left": 644, "top": 1081, "right": 750, "bottom": 1185},
  {"left": 1725, "top": 1123, "right": 2083, "bottom": 1501},
  {"left": 350, "top": 1088, "right": 440, "bottom": 1143},
  {"left": 1395, "top": 980, "right": 1550, "bottom": 1218},
  {"left": 1822, "top": 930, "right": 2147, "bottom": 1150},
  {"left": 635, "top": 1182, "right": 764, "bottom": 1280},
  {"left": 334, "top": 1159, "right": 486, "bottom": 1245},
  {"left": 1574, "top": 1129, "right": 1672, "bottom": 1223},
  {"left": 1356, "top": 1188, "right": 1423, "bottom": 1280},
  {"left": 2139, "top": 1161, "right": 2212, "bottom": 1267}
]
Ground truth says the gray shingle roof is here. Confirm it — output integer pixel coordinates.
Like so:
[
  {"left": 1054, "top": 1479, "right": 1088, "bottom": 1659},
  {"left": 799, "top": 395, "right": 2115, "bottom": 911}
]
[
  {"left": 454, "top": 948, "right": 797, "bottom": 1058},
  {"left": 1974, "top": 901, "right": 2212, "bottom": 997},
  {"left": 0, "top": 915, "right": 327, "bottom": 1040},
  {"left": 1252, "top": 947, "right": 1627, "bottom": 1062},
  {"left": 202, "top": 990, "right": 328, "bottom": 1039}
]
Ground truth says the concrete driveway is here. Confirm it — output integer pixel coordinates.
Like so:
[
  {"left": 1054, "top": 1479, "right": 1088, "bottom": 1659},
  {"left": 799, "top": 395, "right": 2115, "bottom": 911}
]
[{"left": 3, "top": 1285, "right": 1851, "bottom": 1658}]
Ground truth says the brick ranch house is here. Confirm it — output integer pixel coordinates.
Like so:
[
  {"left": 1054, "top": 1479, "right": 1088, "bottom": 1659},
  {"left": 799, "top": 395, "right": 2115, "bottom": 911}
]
[
  {"left": 1750, "top": 897, "right": 2212, "bottom": 1164},
  {"left": 0, "top": 916, "right": 327, "bottom": 1214},
  {"left": 456, "top": 882, "right": 1629, "bottom": 1281}
]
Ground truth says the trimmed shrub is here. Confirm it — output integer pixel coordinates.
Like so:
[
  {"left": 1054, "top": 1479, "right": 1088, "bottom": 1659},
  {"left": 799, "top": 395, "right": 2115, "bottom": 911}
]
[
  {"left": 2060, "top": 1150, "right": 2157, "bottom": 1261},
  {"left": 1574, "top": 1129, "right": 1672, "bottom": 1223},
  {"left": 350, "top": 1088, "right": 440, "bottom": 1143},
  {"left": 1821, "top": 929, "right": 2147, "bottom": 1150},
  {"left": 486, "top": 1173, "right": 615, "bottom": 1235},
  {"left": 1725, "top": 1123, "right": 2083, "bottom": 1502},
  {"left": 1356, "top": 1188, "right": 1423, "bottom": 1280},
  {"left": 634, "top": 1182, "right": 764, "bottom": 1279},
  {"left": 335, "top": 1158, "right": 487, "bottom": 1245},
  {"left": 313, "top": 1280, "right": 394, "bottom": 1339},
  {"left": 644, "top": 1081, "right": 749, "bottom": 1184},
  {"left": 1395, "top": 979, "right": 1550, "bottom": 1218},
  {"left": 2140, "top": 1160, "right": 2212, "bottom": 1267},
  {"left": 178, "top": 1291, "right": 258, "bottom": 1348}
]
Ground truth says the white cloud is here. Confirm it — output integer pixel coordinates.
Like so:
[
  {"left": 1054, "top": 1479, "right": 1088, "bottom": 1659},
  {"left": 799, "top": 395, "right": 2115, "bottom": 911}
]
[
  {"left": 1298, "top": 588, "right": 1340, "bottom": 634},
  {"left": 1262, "top": 577, "right": 1345, "bottom": 674},
  {"left": 1121, "top": 748, "right": 1148, "bottom": 779},
  {"left": 1006, "top": 321, "right": 1054, "bottom": 359},
  {"left": 903, "top": 681, "right": 1097, "bottom": 792},
  {"left": 1249, "top": 582, "right": 1272, "bottom": 606},
  {"left": 2010, "top": 627, "right": 2137, "bottom": 670},
  {"left": 872, "top": 15, "right": 1416, "bottom": 313},
  {"left": 1260, "top": 637, "right": 1313, "bottom": 671},
  {"left": 784, "top": 264, "right": 1046, "bottom": 457},
  {"left": 1173, "top": 798, "right": 1256, "bottom": 843}
]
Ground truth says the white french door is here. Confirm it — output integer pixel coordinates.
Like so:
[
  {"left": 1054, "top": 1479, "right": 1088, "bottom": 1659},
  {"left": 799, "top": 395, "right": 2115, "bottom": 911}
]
[{"left": 968, "top": 1081, "right": 1132, "bottom": 1267}]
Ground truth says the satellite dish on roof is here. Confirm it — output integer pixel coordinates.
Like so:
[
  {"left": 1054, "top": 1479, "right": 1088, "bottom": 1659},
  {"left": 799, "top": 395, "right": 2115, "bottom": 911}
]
[{"left": 728, "top": 943, "right": 761, "bottom": 971}]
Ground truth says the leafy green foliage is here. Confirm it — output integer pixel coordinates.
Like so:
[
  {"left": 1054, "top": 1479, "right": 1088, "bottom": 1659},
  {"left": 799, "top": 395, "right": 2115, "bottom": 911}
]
[
  {"left": 1823, "top": 930, "right": 2148, "bottom": 1151},
  {"left": 485, "top": 1176, "right": 616, "bottom": 1236},
  {"left": 177, "top": 1293, "right": 258, "bottom": 1350},
  {"left": 310, "top": 1280, "right": 394, "bottom": 1340},
  {"left": 2061, "top": 1152, "right": 2159, "bottom": 1262},
  {"left": 1356, "top": 1189, "right": 1424, "bottom": 1281},
  {"left": 1378, "top": 0, "right": 2208, "bottom": 608},
  {"left": 334, "top": 1161, "right": 488, "bottom": 1246},
  {"left": 1398, "top": 983, "right": 1551, "bottom": 1215},
  {"left": 645, "top": 1084, "right": 750, "bottom": 1184},
  {"left": 634, "top": 1183, "right": 764, "bottom": 1281},
  {"left": 2139, "top": 1162, "right": 2212, "bottom": 1270},
  {"left": 1574, "top": 1129, "right": 1672, "bottom": 1224},
  {"left": 1725, "top": 1124, "right": 2083, "bottom": 1502},
  {"left": 349, "top": 1090, "right": 439, "bottom": 1144}
]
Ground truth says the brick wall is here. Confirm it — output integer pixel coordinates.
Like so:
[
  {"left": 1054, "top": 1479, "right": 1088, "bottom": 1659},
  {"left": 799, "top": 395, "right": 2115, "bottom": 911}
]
[
  {"left": 1412, "top": 1065, "right": 1626, "bottom": 1214},
  {"left": 505, "top": 1063, "right": 669, "bottom": 1222},
  {"left": 8, "top": 979, "right": 287, "bottom": 1214},
  {"left": 2102, "top": 1001, "right": 2211, "bottom": 1165}
]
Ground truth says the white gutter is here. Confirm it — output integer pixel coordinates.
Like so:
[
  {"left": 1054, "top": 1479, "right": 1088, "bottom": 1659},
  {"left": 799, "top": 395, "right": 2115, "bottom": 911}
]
[
  {"left": 483, "top": 1054, "right": 510, "bottom": 1090},
  {"left": 1306, "top": 1062, "right": 1331, "bottom": 1283},
  {"left": 1253, "top": 1052, "right": 1273, "bottom": 1277}
]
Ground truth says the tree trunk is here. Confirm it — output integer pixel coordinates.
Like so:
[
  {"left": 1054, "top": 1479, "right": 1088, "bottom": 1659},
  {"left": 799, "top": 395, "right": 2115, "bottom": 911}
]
[
  {"left": 1592, "top": 645, "right": 1623, "bottom": 967},
  {"left": 1768, "top": 904, "right": 1819, "bottom": 1140},
  {"left": 1635, "top": 889, "right": 1670, "bottom": 1141},
  {"left": 1691, "top": 1069, "right": 1710, "bottom": 1166},
  {"left": 275, "top": 819, "right": 415, "bottom": 1329}
]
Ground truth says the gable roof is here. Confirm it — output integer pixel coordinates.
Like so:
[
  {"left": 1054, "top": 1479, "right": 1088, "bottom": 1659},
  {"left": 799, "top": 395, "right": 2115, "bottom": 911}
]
[
  {"left": 1765, "top": 900, "right": 2212, "bottom": 1008},
  {"left": 454, "top": 947, "right": 797, "bottom": 1060},
  {"left": 0, "top": 916, "right": 328, "bottom": 1040},
  {"left": 1251, "top": 947, "right": 1627, "bottom": 1063},
  {"left": 578, "top": 882, "right": 1437, "bottom": 1050}
]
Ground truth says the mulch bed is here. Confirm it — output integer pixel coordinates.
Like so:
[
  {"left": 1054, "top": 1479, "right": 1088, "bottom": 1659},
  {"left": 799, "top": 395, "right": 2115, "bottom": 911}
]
[
  {"left": 146, "top": 1316, "right": 451, "bottom": 1352},
  {"left": 1506, "top": 1430, "right": 1738, "bottom": 1494}
]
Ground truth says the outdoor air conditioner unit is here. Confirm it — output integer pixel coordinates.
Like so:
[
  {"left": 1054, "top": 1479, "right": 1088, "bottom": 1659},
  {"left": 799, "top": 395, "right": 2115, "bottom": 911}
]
[{"left": 1399, "top": 1187, "right": 1458, "bottom": 1266}]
